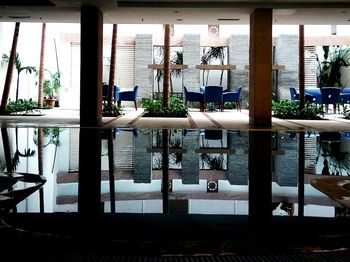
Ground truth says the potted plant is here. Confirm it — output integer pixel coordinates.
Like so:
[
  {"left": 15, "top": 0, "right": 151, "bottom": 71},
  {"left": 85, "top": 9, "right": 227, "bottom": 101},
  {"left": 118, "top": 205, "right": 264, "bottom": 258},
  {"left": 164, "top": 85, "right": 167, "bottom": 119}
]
[{"left": 43, "top": 70, "right": 61, "bottom": 108}]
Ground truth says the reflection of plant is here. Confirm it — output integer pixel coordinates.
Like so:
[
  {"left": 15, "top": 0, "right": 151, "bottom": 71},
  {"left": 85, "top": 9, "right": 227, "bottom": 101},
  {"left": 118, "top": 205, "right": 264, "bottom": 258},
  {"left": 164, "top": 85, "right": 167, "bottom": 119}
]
[
  {"left": 317, "top": 137, "right": 350, "bottom": 175},
  {"left": 200, "top": 153, "right": 225, "bottom": 170},
  {"left": 317, "top": 46, "right": 350, "bottom": 88},
  {"left": 34, "top": 127, "right": 62, "bottom": 147}
]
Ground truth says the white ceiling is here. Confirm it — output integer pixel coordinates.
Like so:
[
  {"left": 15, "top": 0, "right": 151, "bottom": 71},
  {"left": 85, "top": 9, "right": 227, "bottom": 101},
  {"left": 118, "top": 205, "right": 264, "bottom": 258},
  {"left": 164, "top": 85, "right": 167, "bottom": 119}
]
[{"left": 0, "top": 0, "right": 349, "bottom": 25}]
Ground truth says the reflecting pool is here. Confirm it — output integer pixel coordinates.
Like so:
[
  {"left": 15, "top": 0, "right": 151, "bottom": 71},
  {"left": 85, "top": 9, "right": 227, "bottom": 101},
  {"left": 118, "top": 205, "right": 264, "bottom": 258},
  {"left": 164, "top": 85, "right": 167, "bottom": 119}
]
[{"left": 2, "top": 127, "right": 350, "bottom": 218}]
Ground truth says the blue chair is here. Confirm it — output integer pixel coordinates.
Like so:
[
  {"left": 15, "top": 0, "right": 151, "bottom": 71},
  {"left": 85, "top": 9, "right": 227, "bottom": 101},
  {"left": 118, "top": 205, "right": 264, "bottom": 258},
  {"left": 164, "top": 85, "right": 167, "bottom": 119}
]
[
  {"left": 305, "top": 88, "right": 322, "bottom": 104},
  {"left": 102, "top": 83, "right": 120, "bottom": 103},
  {"left": 222, "top": 86, "right": 242, "bottom": 111},
  {"left": 183, "top": 85, "right": 204, "bottom": 111},
  {"left": 340, "top": 87, "right": 350, "bottom": 104},
  {"left": 204, "top": 85, "right": 223, "bottom": 112},
  {"left": 117, "top": 85, "right": 139, "bottom": 110},
  {"left": 321, "top": 87, "right": 340, "bottom": 113},
  {"left": 289, "top": 87, "right": 299, "bottom": 101}
]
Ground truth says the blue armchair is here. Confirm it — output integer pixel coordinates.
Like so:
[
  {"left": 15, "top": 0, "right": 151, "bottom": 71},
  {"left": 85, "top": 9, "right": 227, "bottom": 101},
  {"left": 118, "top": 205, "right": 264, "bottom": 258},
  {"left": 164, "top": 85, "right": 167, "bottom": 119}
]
[
  {"left": 204, "top": 85, "right": 223, "bottom": 111},
  {"left": 289, "top": 87, "right": 299, "bottom": 101},
  {"left": 321, "top": 87, "right": 340, "bottom": 113},
  {"left": 102, "top": 83, "right": 120, "bottom": 103},
  {"left": 183, "top": 85, "right": 204, "bottom": 111},
  {"left": 117, "top": 85, "right": 139, "bottom": 110},
  {"left": 222, "top": 86, "right": 242, "bottom": 111},
  {"left": 340, "top": 87, "right": 350, "bottom": 104}
]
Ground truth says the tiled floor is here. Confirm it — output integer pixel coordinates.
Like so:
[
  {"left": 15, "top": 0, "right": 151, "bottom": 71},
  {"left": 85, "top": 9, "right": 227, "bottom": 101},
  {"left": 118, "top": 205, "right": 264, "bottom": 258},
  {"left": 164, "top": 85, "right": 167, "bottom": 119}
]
[{"left": 1, "top": 107, "right": 350, "bottom": 131}]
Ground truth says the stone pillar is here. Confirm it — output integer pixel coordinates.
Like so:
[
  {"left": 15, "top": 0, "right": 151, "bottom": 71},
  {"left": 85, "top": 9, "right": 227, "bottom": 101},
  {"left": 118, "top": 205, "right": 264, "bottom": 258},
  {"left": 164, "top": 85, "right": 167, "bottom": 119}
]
[
  {"left": 228, "top": 35, "right": 249, "bottom": 108},
  {"left": 274, "top": 35, "right": 298, "bottom": 100},
  {"left": 78, "top": 5, "right": 103, "bottom": 215},
  {"left": 249, "top": 9, "right": 273, "bottom": 127},
  {"left": 135, "top": 34, "right": 153, "bottom": 100},
  {"left": 183, "top": 34, "right": 200, "bottom": 91}
]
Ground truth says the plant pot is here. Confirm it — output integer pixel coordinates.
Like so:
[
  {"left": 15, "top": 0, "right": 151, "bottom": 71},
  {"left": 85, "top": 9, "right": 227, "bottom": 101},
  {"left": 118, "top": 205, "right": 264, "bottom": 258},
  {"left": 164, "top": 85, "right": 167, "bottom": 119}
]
[{"left": 44, "top": 98, "right": 56, "bottom": 109}]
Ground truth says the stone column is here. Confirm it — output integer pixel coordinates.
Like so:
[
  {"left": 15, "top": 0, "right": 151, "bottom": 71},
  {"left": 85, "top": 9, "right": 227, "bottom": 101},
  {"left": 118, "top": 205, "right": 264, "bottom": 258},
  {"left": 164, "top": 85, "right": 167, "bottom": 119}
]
[
  {"left": 228, "top": 35, "right": 249, "bottom": 108},
  {"left": 135, "top": 34, "right": 153, "bottom": 100},
  {"left": 249, "top": 9, "right": 273, "bottom": 127},
  {"left": 274, "top": 35, "right": 298, "bottom": 100},
  {"left": 183, "top": 34, "right": 200, "bottom": 91}
]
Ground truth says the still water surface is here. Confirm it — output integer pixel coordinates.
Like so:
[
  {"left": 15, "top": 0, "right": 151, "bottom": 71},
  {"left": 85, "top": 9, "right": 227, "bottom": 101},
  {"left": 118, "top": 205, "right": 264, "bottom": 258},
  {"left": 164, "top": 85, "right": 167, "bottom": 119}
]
[{"left": 1, "top": 127, "right": 350, "bottom": 218}]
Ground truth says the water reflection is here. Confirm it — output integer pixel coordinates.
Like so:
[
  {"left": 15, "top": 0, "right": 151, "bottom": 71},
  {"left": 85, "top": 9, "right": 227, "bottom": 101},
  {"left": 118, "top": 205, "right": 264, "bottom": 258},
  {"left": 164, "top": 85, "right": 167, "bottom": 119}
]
[{"left": 1, "top": 127, "right": 350, "bottom": 218}]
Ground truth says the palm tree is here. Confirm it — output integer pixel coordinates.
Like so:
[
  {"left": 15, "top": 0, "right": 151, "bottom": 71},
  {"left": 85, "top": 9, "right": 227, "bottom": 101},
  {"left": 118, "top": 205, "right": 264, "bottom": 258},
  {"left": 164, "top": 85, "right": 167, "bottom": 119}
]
[
  {"left": 170, "top": 50, "right": 183, "bottom": 94},
  {"left": 0, "top": 22, "right": 20, "bottom": 114},
  {"left": 201, "top": 46, "right": 227, "bottom": 86},
  {"left": 2, "top": 52, "right": 37, "bottom": 101}
]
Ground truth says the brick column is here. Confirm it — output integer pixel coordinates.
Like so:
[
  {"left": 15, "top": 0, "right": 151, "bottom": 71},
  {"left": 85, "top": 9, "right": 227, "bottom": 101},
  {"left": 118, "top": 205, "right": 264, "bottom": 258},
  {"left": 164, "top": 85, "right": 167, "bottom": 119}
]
[
  {"left": 228, "top": 35, "right": 249, "bottom": 108},
  {"left": 135, "top": 34, "right": 153, "bottom": 100},
  {"left": 274, "top": 35, "right": 298, "bottom": 100},
  {"left": 249, "top": 9, "right": 273, "bottom": 127},
  {"left": 183, "top": 34, "right": 200, "bottom": 91}
]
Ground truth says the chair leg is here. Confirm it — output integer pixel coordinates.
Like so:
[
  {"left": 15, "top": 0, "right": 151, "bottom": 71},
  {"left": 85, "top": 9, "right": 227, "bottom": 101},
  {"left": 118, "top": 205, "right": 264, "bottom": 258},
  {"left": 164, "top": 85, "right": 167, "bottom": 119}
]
[{"left": 134, "top": 101, "right": 137, "bottom": 110}]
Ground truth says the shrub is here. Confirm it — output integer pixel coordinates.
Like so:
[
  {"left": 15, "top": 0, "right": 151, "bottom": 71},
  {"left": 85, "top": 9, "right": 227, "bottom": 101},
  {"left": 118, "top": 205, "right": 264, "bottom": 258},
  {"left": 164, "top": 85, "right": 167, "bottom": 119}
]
[
  {"left": 142, "top": 96, "right": 188, "bottom": 117},
  {"left": 102, "top": 101, "right": 122, "bottom": 117},
  {"left": 272, "top": 100, "right": 324, "bottom": 120},
  {"left": 6, "top": 98, "right": 40, "bottom": 114}
]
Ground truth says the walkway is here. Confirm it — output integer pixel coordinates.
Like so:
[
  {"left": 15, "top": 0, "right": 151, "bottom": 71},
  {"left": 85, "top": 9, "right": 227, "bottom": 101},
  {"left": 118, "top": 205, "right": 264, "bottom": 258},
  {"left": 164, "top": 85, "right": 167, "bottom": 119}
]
[{"left": 1, "top": 107, "right": 350, "bottom": 131}]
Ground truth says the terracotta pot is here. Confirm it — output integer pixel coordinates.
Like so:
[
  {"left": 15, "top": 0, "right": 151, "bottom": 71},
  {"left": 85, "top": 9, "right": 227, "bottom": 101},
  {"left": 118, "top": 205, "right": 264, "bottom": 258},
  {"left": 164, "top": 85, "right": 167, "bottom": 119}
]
[{"left": 44, "top": 98, "right": 56, "bottom": 108}]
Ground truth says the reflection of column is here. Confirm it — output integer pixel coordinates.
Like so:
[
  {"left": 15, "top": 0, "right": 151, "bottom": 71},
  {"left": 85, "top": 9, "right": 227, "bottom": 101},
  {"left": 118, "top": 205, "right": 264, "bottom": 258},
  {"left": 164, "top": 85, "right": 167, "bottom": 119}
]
[
  {"left": 249, "top": 131, "right": 272, "bottom": 228},
  {"left": 134, "top": 130, "right": 151, "bottom": 183},
  {"left": 182, "top": 130, "right": 199, "bottom": 184},
  {"left": 227, "top": 131, "right": 248, "bottom": 185},
  {"left": 274, "top": 133, "right": 298, "bottom": 186}
]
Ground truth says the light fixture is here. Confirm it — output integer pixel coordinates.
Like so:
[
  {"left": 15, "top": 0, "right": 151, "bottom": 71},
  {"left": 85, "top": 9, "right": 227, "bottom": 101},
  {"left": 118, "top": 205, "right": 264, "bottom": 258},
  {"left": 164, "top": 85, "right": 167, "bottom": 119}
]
[{"left": 217, "top": 18, "right": 240, "bottom": 21}]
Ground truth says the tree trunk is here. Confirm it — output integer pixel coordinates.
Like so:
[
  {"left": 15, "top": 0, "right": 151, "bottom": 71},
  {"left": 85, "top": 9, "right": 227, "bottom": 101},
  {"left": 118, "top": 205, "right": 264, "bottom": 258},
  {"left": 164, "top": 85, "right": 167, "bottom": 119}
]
[
  {"left": 108, "top": 24, "right": 117, "bottom": 106},
  {"left": 37, "top": 128, "right": 44, "bottom": 213},
  {"left": 0, "top": 22, "right": 20, "bottom": 114},
  {"left": 163, "top": 24, "right": 170, "bottom": 110},
  {"left": 38, "top": 23, "right": 46, "bottom": 107},
  {"left": 299, "top": 25, "right": 305, "bottom": 115}
]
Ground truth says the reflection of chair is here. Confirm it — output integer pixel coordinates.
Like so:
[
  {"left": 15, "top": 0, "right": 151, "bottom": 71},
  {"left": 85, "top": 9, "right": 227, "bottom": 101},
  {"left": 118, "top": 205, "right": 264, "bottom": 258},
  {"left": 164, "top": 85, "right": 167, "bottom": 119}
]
[
  {"left": 117, "top": 85, "right": 138, "bottom": 110},
  {"left": 289, "top": 87, "right": 299, "bottom": 101},
  {"left": 202, "top": 129, "right": 223, "bottom": 147},
  {"left": 102, "top": 83, "right": 120, "bottom": 103},
  {"left": 183, "top": 85, "right": 204, "bottom": 111},
  {"left": 222, "top": 86, "right": 242, "bottom": 111},
  {"left": 204, "top": 85, "right": 223, "bottom": 111},
  {"left": 321, "top": 87, "right": 340, "bottom": 113}
]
